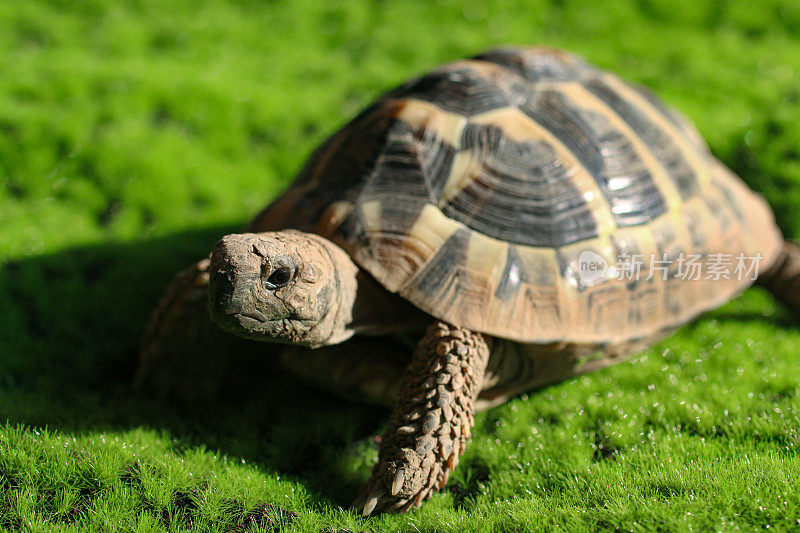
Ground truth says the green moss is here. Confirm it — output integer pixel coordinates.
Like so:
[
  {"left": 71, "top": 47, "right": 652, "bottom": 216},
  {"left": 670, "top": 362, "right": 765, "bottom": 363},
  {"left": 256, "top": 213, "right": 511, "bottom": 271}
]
[{"left": 1, "top": 0, "right": 799, "bottom": 530}]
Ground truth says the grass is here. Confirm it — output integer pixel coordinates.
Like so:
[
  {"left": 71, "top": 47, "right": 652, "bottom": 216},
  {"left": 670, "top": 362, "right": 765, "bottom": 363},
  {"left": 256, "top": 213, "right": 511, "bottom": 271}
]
[{"left": 1, "top": 0, "right": 800, "bottom": 530}]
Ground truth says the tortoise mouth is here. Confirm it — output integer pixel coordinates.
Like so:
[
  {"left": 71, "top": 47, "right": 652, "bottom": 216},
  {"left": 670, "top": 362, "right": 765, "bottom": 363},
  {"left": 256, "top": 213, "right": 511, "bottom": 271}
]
[
  {"left": 218, "top": 312, "right": 316, "bottom": 346},
  {"left": 213, "top": 309, "right": 285, "bottom": 340},
  {"left": 232, "top": 311, "right": 268, "bottom": 328}
]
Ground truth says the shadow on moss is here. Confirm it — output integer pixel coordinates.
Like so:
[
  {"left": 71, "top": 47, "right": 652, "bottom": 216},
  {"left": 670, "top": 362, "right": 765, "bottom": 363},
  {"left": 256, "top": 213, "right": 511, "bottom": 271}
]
[{"left": 0, "top": 226, "right": 387, "bottom": 510}]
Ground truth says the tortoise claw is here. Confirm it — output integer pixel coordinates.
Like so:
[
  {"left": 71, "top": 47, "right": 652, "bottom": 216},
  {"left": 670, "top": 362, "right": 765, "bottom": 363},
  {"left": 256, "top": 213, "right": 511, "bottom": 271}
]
[
  {"left": 391, "top": 468, "right": 405, "bottom": 496},
  {"left": 352, "top": 484, "right": 393, "bottom": 517},
  {"left": 362, "top": 493, "right": 379, "bottom": 517}
]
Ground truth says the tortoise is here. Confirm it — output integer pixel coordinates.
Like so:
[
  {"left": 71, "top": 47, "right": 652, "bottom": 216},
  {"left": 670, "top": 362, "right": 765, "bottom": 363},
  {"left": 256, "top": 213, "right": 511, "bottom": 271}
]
[{"left": 139, "top": 47, "right": 800, "bottom": 516}]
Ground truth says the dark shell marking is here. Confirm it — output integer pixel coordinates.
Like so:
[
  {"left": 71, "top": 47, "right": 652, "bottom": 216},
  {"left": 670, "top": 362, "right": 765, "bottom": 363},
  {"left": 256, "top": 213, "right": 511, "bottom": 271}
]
[
  {"left": 521, "top": 88, "right": 668, "bottom": 227},
  {"left": 250, "top": 47, "right": 783, "bottom": 344}
]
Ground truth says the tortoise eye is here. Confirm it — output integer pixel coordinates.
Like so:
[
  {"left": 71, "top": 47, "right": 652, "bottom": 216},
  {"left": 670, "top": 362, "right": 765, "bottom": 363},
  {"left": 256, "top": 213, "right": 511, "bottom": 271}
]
[
  {"left": 263, "top": 254, "right": 297, "bottom": 289},
  {"left": 265, "top": 266, "right": 294, "bottom": 288}
]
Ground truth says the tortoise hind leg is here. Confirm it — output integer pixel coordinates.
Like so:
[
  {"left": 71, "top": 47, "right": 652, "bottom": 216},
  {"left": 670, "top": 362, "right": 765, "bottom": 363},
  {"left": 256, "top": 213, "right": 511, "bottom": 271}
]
[
  {"left": 353, "top": 322, "right": 490, "bottom": 515},
  {"left": 758, "top": 241, "right": 800, "bottom": 313}
]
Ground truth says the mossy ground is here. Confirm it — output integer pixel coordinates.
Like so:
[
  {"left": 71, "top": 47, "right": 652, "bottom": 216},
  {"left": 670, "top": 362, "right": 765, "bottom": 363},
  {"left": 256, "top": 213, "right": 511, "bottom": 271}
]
[{"left": 1, "top": 1, "right": 800, "bottom": 531}]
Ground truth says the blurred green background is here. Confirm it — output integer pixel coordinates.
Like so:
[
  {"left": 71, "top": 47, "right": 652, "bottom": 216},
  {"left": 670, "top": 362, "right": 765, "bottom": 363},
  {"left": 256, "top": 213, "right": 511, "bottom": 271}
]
[{"left": 1, "top": 0, "right": 800, "bottom": 530}]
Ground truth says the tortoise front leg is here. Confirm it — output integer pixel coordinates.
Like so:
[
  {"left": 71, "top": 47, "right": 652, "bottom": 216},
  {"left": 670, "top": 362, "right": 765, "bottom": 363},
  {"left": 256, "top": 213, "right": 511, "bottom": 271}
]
[
  {"left": 353, "top": 322, "right": 490, "bottom": 515},
  {"left": 136, "top": 259, "right": 277, "bottom": 403}
]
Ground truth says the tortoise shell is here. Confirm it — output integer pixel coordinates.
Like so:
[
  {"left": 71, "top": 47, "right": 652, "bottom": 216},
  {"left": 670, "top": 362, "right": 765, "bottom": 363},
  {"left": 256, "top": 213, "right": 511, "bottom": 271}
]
[{"left": 250, "top": 47, "right": 783, "bottom": 344}]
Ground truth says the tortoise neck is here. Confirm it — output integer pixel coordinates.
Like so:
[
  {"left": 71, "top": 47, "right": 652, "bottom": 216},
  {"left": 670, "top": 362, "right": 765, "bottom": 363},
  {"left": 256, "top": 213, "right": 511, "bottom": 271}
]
[{"left": 311, "top": 240, "right": 427, "bottom": 346}]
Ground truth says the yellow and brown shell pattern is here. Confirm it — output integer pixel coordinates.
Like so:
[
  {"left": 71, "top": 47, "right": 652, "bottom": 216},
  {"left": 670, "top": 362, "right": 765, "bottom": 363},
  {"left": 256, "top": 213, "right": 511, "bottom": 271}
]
[{"left": 251, "top": 47, "right": 783, "bottom": 345}]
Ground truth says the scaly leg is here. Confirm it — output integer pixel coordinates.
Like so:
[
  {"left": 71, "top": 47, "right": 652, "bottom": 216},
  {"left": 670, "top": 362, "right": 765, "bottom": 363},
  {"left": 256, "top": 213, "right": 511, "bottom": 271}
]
[{"left": 353, "top": 322, "right": 490, "bottom": 515}]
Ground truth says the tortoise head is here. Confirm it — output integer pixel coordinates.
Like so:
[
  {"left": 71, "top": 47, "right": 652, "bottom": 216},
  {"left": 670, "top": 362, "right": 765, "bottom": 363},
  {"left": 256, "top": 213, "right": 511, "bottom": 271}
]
[{"left": 208, "top": 230, "right": 358, "bottom": 348}]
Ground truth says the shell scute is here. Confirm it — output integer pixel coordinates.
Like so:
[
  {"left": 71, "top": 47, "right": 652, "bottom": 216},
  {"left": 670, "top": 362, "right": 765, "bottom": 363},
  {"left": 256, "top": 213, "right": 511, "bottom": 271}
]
[{"left": 390, "top": 60, "right": 528, "bottom": 117}]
